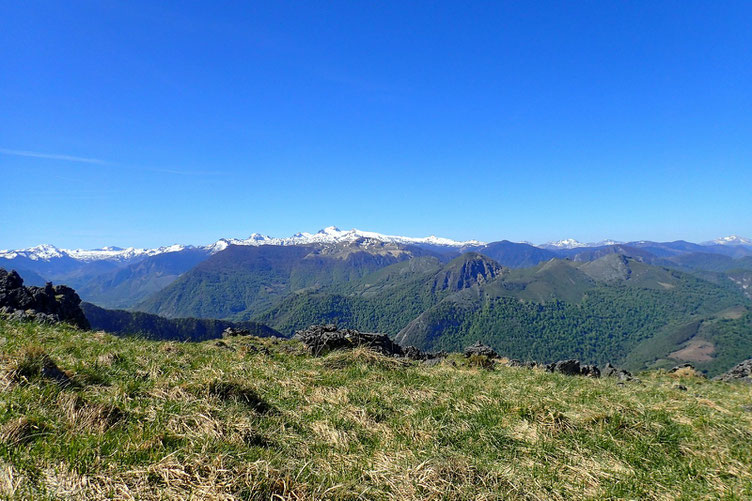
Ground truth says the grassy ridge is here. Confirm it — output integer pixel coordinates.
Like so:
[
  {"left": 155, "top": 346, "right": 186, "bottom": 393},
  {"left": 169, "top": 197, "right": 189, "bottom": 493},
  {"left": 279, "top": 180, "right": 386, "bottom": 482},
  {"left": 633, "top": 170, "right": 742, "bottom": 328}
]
[{"left": 1, "top": 320, "right": 752, "bottom": 499}]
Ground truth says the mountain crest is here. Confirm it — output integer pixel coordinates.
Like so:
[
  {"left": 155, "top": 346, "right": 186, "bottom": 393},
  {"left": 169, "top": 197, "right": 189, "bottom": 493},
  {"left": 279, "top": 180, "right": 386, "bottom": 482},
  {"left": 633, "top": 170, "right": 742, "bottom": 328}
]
[{"left": 431, "top": 252, "right": 504, "bottom": 292}]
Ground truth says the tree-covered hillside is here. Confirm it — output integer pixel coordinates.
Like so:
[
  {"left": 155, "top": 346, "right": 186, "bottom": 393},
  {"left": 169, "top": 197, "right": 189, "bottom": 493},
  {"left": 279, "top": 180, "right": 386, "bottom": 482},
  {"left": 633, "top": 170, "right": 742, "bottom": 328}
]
[
  {"left": 82, "top": 303, "right": 281, "bottom": 341},
  {"left": 136, "top": 242, "right": 433, "bottom": 319}
]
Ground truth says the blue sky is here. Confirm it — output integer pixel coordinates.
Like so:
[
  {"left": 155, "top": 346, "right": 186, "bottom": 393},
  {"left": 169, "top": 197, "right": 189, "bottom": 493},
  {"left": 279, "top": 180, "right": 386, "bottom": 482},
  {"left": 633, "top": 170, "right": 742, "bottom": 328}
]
[{"left": 2, "top": 1, "right": 751, "bottom": 249}]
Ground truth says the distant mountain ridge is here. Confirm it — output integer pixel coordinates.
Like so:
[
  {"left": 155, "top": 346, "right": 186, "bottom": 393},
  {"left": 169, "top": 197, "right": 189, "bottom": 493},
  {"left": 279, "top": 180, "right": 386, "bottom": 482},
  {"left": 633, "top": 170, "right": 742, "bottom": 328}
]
[
  {"left": 4, "top": 228, "right": 752, "bottom": 314},
  {"left": 4, "top": 229, "right": 750, "bottom": 264},
  {"left": 0, "top": 226, "right": 484, "bottom": 263}
]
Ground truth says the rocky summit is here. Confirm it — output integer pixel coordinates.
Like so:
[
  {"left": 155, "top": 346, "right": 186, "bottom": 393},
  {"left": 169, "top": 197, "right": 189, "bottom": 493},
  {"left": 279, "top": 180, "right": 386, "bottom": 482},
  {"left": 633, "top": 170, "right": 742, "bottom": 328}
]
[{"left": 0, "top": 268, "right": 89, "bottom": 329}]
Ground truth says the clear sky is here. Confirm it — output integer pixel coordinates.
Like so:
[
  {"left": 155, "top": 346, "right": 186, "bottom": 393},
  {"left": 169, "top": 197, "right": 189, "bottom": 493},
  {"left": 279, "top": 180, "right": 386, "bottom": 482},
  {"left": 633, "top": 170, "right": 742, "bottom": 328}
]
[{"left": 2, "top": 1, "right": 751, "bottom": 249}]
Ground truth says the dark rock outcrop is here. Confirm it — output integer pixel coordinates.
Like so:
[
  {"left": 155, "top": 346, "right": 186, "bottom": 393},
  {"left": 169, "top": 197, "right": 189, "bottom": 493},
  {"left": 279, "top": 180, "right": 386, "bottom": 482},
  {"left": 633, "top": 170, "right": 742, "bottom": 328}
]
[
  {"left": 294, "top": 324, "right": 442, "bottom": 361},
  {"left": 579, "top": 364, "right": 601, "bottom": 378},
  {"left": 0, "top": 269, "right": 89, "bottom": 329},
  {"left": 464, "top": 342, "right": 498, "bottom": 359},
  {"left": 546, "top": 359, "right": 583, "bottom": 376},
  {"left": 715, "top": 359, "right": 752, "bottom": 383},
  {"left": 601, "top": 363, "right": 633, "bottom": 381},
  {"left": 543, "top": 359, "right": 625, "bottom": 379},
  {"left": 222, "top": 327, "right": 251, "bottom": 337}
]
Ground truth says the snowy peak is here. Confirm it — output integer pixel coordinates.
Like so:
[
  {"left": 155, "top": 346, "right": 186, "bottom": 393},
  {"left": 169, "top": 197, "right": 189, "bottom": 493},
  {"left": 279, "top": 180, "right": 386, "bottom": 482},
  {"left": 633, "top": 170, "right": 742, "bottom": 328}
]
[
  {"left": 703, "top": 235, "right": 752, "bottom": 247},
  {"left": 592, "top": 239, "right": 624, "bottom": 247},
  {"left": 539, "top": 239, "right": 588, "bottom": 250},
  {"left": 0, "top": 243, "right": 190, "bottom": 262},
  {"left": 0, "top": 244, "right": 65, "bottom": 261},
  {"left": 538, "top": 238, "right": 625, "bottom": 250},
  {"left": 208, "top": 227, "right": 484, "bottom": 251}
]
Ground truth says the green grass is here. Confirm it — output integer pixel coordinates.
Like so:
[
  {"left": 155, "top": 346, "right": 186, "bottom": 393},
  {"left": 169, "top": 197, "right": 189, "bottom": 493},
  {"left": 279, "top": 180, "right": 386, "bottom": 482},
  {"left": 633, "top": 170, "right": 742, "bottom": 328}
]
[{"left": 1, "top": 319, "right": 752, "bottom": 499}]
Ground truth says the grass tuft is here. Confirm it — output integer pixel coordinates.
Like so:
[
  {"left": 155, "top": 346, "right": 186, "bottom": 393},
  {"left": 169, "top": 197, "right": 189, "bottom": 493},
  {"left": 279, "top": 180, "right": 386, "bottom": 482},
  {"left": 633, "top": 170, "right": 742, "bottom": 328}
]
[
  {"left": 1, "top": 417, "right": 50, "bottom": 445},
  {"left": 10, "top": 346, "right": 72, "bottom": 386}
]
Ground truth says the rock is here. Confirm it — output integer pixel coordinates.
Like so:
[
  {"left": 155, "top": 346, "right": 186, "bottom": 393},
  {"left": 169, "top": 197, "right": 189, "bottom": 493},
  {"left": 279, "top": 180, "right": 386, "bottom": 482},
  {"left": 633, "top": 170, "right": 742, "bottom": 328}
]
[
  {"left": 294, "top": 324, "right": 405, "bottom": 357},
  {"left": 507, "top": 359, "right": 539, "bottom": 369},
  {"left": 463, "top": 342, "right": 498, "bottom": 359},
  {"left": 715, "top": 358, "right": 752, "bottom": 383},
  {"left": 668, "top": 363, "right": 705, "bottom": 378},
  {"left": 294, "top": 324, "right": 443, "bottom": 361},
  {"left": 601, "top": 363, "right": 633, "bottom": 381},
  {"left": 403, "top": 346, "right": 423, "bottom": 360},
  {"left": 580, "top": 364, "right": 601, "bottom": 378},
  {"left": 0, "top": 269, "right": 89, "bottom": 329},
  {"left": 601, "top": 363, "right": 617, "bottom": 377},
  {"left": 222, "top": 327, "right": 251, "bottom": 337},
  {"left": 546, "top": 359, "right": 583, "bottom": 376}
]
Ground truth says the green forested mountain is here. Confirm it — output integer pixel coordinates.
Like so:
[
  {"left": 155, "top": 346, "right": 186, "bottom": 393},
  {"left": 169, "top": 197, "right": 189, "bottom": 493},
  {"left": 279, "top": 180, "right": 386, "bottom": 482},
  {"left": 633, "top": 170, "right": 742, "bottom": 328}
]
[
  {"left": 464, "top": 240, "right": 558, "bottom": 268},
  {"left": 121, "top": 240, "right": 752, "bottom": 376},
  {"left": 253, "top": 253, "right": 503, "bottom": 335},
  {"left": 395, "top": 256, "right": 751, "bottom": 375},
  {"left": 136, "top": 241, "right": 436, "bottom": 319},
  {"left": 76, "top": 248, "right": 211, "bottom": 308},
  {"left": 82, "top": 302, "right": 280, "bottom": 341},
  {"left": 244, "top": 252, "right": 750, "bottom": 375}
]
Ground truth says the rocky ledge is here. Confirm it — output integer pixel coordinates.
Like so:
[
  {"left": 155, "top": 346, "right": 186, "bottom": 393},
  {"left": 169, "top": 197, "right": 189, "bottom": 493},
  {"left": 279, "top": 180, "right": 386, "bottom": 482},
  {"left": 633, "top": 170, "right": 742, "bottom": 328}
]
[
  {"left": 715, "top": 359, "right": 752, "bottom": 383},
  {"left": 0, "top": 269, "right": 89, "bottom": 329},
  {"left": 294, "top": 324, "right": 443, "bottom": 361}
]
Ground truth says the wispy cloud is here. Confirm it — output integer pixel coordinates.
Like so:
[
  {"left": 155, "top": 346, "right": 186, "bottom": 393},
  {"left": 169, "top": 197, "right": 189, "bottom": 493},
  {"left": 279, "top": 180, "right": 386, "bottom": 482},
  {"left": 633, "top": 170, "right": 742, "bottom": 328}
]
[
  {"left": 1, "top": 147, "right": 226, "bottom": 177},
  {"left": 0, "top": 148, "right": 109, "bottom": 165}
]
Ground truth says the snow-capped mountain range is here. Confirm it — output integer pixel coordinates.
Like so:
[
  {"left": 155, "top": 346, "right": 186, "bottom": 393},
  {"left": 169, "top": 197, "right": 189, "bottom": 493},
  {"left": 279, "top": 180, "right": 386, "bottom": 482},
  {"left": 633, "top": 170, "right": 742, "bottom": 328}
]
[
  {"left": 0, "top": 244, "right": 190, "bottom": 262},
  {"left": 208, "top": 226, "right": 484, "bottom": 253},
  {"left": 2, "top": 227, "right": 750, "bottom": 263},
  {"left": 539, "top": 239, "right": 624, "bottom": 250},
  {"left": 0, "top": 227, "right": 484, "bottom": 262}
]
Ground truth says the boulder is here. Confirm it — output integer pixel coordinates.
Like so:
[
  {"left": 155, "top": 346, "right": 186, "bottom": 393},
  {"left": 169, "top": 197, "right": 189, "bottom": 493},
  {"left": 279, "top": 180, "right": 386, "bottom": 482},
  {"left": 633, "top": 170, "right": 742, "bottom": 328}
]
[
  {"left": 601, "top": 363, "right": 633, "bottom": 381},
  {"left": 294, "top": 324, "right": 443, "bottom": 361},
  {"left": 0, "top": 269, "right": 89, "bottom": 329},
  {"left": 222, "top": 327, "right": 251, "bottom": 337},
  {"left": 294, "top": 324, "right": 403, "bottom": 357},
  {"left": 463, "top": 341, "right": 498, "bottom": 359},
  {"left": 580, "top": 364, "right": 601, "bottom": 378},
  {"left": 714, "top": 359, "right": 752, "bottom": 383},
  {"left": 546, "top": 359, "right": 583, "bottom": 376}
]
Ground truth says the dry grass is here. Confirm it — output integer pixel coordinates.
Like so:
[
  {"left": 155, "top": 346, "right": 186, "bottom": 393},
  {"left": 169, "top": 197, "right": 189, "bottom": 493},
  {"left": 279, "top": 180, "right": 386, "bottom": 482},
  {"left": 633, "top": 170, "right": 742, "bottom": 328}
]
[{"left": 1, "top": 319, "right": 751, "bottom": 500}]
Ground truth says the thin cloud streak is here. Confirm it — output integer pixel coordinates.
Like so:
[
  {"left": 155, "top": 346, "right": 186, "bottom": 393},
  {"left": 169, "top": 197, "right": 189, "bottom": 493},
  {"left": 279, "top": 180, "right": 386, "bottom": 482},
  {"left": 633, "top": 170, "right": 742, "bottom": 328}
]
[
  {"left": 1, "top": 147, "right": 226, "bottom": 177},
  {"left": 0, "top": 148, "right": 109, "bottom": 165}
]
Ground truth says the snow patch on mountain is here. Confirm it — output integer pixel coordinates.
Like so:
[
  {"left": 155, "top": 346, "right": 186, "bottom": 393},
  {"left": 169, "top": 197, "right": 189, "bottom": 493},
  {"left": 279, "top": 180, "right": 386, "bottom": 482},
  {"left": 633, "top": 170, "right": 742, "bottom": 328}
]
[
  {"left": 539, "top": 239, "right": 588, "bottom": 250},
  {"left": 1, "top": 227, "right": 484, "bottom": 262},
  {"left": 539, "top": 238, "right": 625, "bottom": 250},
  {"left": 207, "top": 227, "right": 483, "bottom": 252},
  {"left": 702, "top": 235, "right": 752, "bottom": 246},
  {"left": 0, "top": 244, "right": 190, "bottom": 262}
]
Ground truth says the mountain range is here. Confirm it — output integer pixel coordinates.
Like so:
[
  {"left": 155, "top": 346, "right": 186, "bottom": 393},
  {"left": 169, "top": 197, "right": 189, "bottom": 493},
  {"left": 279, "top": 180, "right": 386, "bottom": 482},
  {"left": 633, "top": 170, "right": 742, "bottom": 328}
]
[{"left": 3, "top": 227, "right": 752, "bottom": 376}]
